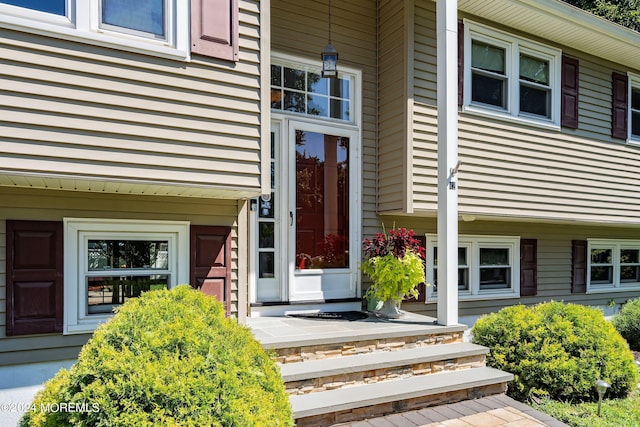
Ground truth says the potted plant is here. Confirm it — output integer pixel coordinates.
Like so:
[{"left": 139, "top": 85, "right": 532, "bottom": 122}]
[{"left": 361, "top": 225, "right": 427, "bottom": 318}]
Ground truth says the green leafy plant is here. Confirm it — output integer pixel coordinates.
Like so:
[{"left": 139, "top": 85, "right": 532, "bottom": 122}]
[
  {"left": 472, "top": 301, "right": 638, "bottom": 402},
  {"left": 361, "top": 226, "right": 427, "bottom": 304},
  {"left": 612, "top": 297, "right": 640, "bottom": 351},
  {"left": 21, "top": 286, "right": 293, "bottom": 427}
]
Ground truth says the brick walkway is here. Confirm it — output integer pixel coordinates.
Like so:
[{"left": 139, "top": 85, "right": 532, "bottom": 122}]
[{"left": 334, "top": 395, "right": 569, "bottom": 427}]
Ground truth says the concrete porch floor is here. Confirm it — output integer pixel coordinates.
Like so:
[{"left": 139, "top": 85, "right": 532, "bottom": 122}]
[{"left": 246, "top": 311, "right": 464, "bottom": 349}]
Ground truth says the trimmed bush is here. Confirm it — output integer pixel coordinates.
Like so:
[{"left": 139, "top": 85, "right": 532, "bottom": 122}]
[
  {"left": 472, "top": 301, "right": 638, "bottom": 402},
  {"left": 613, "top": 298, "right": 640, "bottom": 351},
  {"left": 21, "top": 286, "right": 293, "bottom": 427}
]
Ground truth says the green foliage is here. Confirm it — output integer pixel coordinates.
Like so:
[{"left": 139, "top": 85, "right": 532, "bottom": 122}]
[
  {"left": 472, "top": 301, "right": 638, "bottom": 402},
  {"left": 612, "top": 298, "right": 640, "bottom": 351},
  {"left": 21, "top": 286, "right": 293, "bottom": 427},
  {"left": 533, "top": 388, "right": 640, "bottom": 427},
  {"left": 562, "top": 0, "right": 640, "bottom": 32},
  {"left": 362, "top": 250, "right": 425, "bottom": 303}
]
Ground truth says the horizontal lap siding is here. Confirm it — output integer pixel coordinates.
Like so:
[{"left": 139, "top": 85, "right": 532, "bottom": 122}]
[
  {"left": 411, "top": 10, "right": 640, "bottom": 223},
  {"left": 412, "top": 1, "right": 438, "bottom": 212},
  {"left": 378, "top": 0, "right": 408, "bottom": 213},
  {"left": 270, "top": 0, "right": 379, "bottom": 236},
  {"left": 0, "top": 0, "right": 261, "bottom": 193},
  {"left": 0, "top": 187, "right": 241, "bottom": 364},
  {"left": 379, "top": 215, "right": 640, "bottom": 318}
]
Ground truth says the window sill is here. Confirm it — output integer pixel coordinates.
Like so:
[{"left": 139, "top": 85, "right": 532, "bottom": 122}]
[
  {"left": 64, "top": 315, "right": 111, "bottom": 335},
  {"left": 587, "top": 286, "right": 640, "bottom": 294},
  {"left": 0, "top": 14, "right": 189, "bottom": 61},
  {"left": 626, "top": 138, "right": 640, "bottom": 147},
  {"left": 426, "top": 291, "right": 520, "bottom": 303},
  {"left": 462, "top": 105, "right": 561, "bottom": 131}
]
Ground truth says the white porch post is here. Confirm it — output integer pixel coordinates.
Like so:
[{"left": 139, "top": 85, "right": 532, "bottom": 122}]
[{"left": 436, "top": 0, "right": 459, "bottom": 326}]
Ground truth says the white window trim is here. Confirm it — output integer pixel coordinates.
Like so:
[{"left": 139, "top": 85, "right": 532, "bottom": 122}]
[
  {"left": 628, "top": 72, "right": 640, "bottom": 145},
  {"left": 0, "top": 0, "right": 189, "bottom": 61},
  {"left": 463, "top": 19, "right": 562, "bottom": 129},
  {"left": 587, "top": 239, "right": 640, "bottom": 293},
  {"left": 426, "top": 234, "right": 521, "bottom": 302},
  {"left": 63, "top": 218, "right": 190, "bottom": 334}
]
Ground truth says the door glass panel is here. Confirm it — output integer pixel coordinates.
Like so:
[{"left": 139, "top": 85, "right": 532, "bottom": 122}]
[
  {"left": 295, "top": 130, "right": 349, "bottom": 269},
  {"left": 258, "top": 253, "right": 275, "bottom": 278},
  {"left": 259, "top": 223, "right": 274, "bottom": 248}
]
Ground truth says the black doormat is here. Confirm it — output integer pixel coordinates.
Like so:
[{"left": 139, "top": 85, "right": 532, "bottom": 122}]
[{"left": 286, "top": 311, "right": 369, "bottom": 321}]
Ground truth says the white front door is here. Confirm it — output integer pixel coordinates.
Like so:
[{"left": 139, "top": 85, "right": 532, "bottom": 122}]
[
  {"left": 251, "top": 120, "right": 360, "bottom": 306},
  {"left": 287, "top": 121, "right": 359, "bottom": 301}
]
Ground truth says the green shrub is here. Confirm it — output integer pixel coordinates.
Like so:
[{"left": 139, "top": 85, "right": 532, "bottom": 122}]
[
  {"left": 472, "top": 301, "right": 638, "bottom": 402},
  {"left": 612, "top": 298, "right": 640, "bottom": 351},
  {"left": 21, "top": 286, "right": 293, "bottom": 427}
]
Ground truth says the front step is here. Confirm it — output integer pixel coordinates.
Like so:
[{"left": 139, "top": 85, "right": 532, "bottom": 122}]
[
  {"left": 292, "top": 367, "right": 513, "bottom": 426},
  {"left": 281, "top": 342, "right": 489, "bottom": 395},
  {"left": 247, "top": 313, "right": 513, "bottom": 426}
]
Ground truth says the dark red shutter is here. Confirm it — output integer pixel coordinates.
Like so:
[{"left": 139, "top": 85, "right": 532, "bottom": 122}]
[
  {"left": 6, "top": 221, "right": 63, "bottom": 336},
  {"left": 404, "top": 235, "right": 427, "bottom": 303},
  {"left": 190, "top": 0, "right": 239, "bottom": 61},
  {"left": 458, "top": 21, "right": 464, "bottom": 107},
  {"left": 571, "top": 240, "right": 587, "bottom": 294},
  {"left": 612, "top": 72, "right": 628, "bottom": 139},
  {"left": 520, "top": 239, "right": 537, "bottom": 296},
  {"left": 190, "top": 225, "right": 232, "bottom": 314},
  {"left": 561, "top": 56, "right": 579, "bottom": 129}
]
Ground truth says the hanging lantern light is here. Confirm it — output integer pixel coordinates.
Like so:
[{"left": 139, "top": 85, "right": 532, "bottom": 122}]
[{"left": 321, "top": 0, "right": 338, "bottom": 78}]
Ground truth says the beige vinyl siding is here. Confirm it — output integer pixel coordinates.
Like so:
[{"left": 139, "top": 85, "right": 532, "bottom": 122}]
[
  {"left": 379, "top": 215, "right": 640, "bottom": 319},
  {"left": 409, "top": 8, "right": 640, "bottom": 224},
  {"left": 270, "top": 0, "right": 380, "bottom": 238},
  {"left": 0, "top": 0, "right": 262, "bottom": 199},
  {"left": 412, "top": 1, "right": 438, "bottom": 213},
  {"left": 0, "top": 187, "right": 241, "bottom": 365},
  {"left": 377, "top": 0, "right": 409, "bottom": 213}
]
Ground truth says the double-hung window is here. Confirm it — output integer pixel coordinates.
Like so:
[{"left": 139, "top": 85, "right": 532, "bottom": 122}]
[
  {"left": 464, "top": 20, "right": 561, "bottom": 126},
  {"left": 588, "top": 240, "right": 640, "bottom": 292},
  {"left": 64, "top": 218, "right": 189, "bottom": 334},
  {"left": 426, "top": 235, "right": 520, "bottom": 300},
  {"left": 0, "top": 0, "right": 188, "bottom": 59}
]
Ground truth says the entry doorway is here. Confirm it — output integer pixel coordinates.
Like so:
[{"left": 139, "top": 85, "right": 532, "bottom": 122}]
[{"left": 250, "top": 120, "right": 361, "bottom": 313}]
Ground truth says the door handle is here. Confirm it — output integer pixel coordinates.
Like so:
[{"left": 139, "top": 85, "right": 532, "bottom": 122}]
[{"left": 289, "top": 211, "right": 293, "bottom": 226}]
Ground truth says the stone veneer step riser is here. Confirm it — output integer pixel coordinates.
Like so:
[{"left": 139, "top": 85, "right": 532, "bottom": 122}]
[
  {"left": 274, "top": 331, "right": 464, "bottom": 364},
  {"left": 295, "top": 382, "right": 508, "bottom": 426},
  {"left": 285, "top": 353, "right": 486, "bottom": 395}
]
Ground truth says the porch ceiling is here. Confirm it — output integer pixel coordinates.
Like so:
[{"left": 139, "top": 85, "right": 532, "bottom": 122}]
[
  {"left": 0, "top": 173, "right": 260, "bottom": 199},
  {"left": 458, "top": 0, "right": 640, "bottom": 71}
]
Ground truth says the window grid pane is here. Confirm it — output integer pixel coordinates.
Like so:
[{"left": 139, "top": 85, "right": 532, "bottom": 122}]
[
  {"left": 88, "top": 240, "right": 168, "bottom": 271},
  {"left": 471, "top": 73, "right": 507, "bottom": 108},
  {"left": 472, "top": 40, "right": 505, "bottom": 74},
  {"left": 88, "top": 275, "right": 169, "bottom": 314},
  {"left": 432, "top": 247, "right": 469, "bottom": 291},
  {"left": 101, "top": 0, "right": 166, "bottom": 38},
  {"left": 620, "top": 248, "right": 640, "bottom": 283},
  {"left": 520, "top": 54, "right": 549, "bottom": 85},
  {"left": 590, "top": 247, "right": 613, "bottom": 285},
  {"left": 1, "top": 0, "right": 65, "bottom": 14}
]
